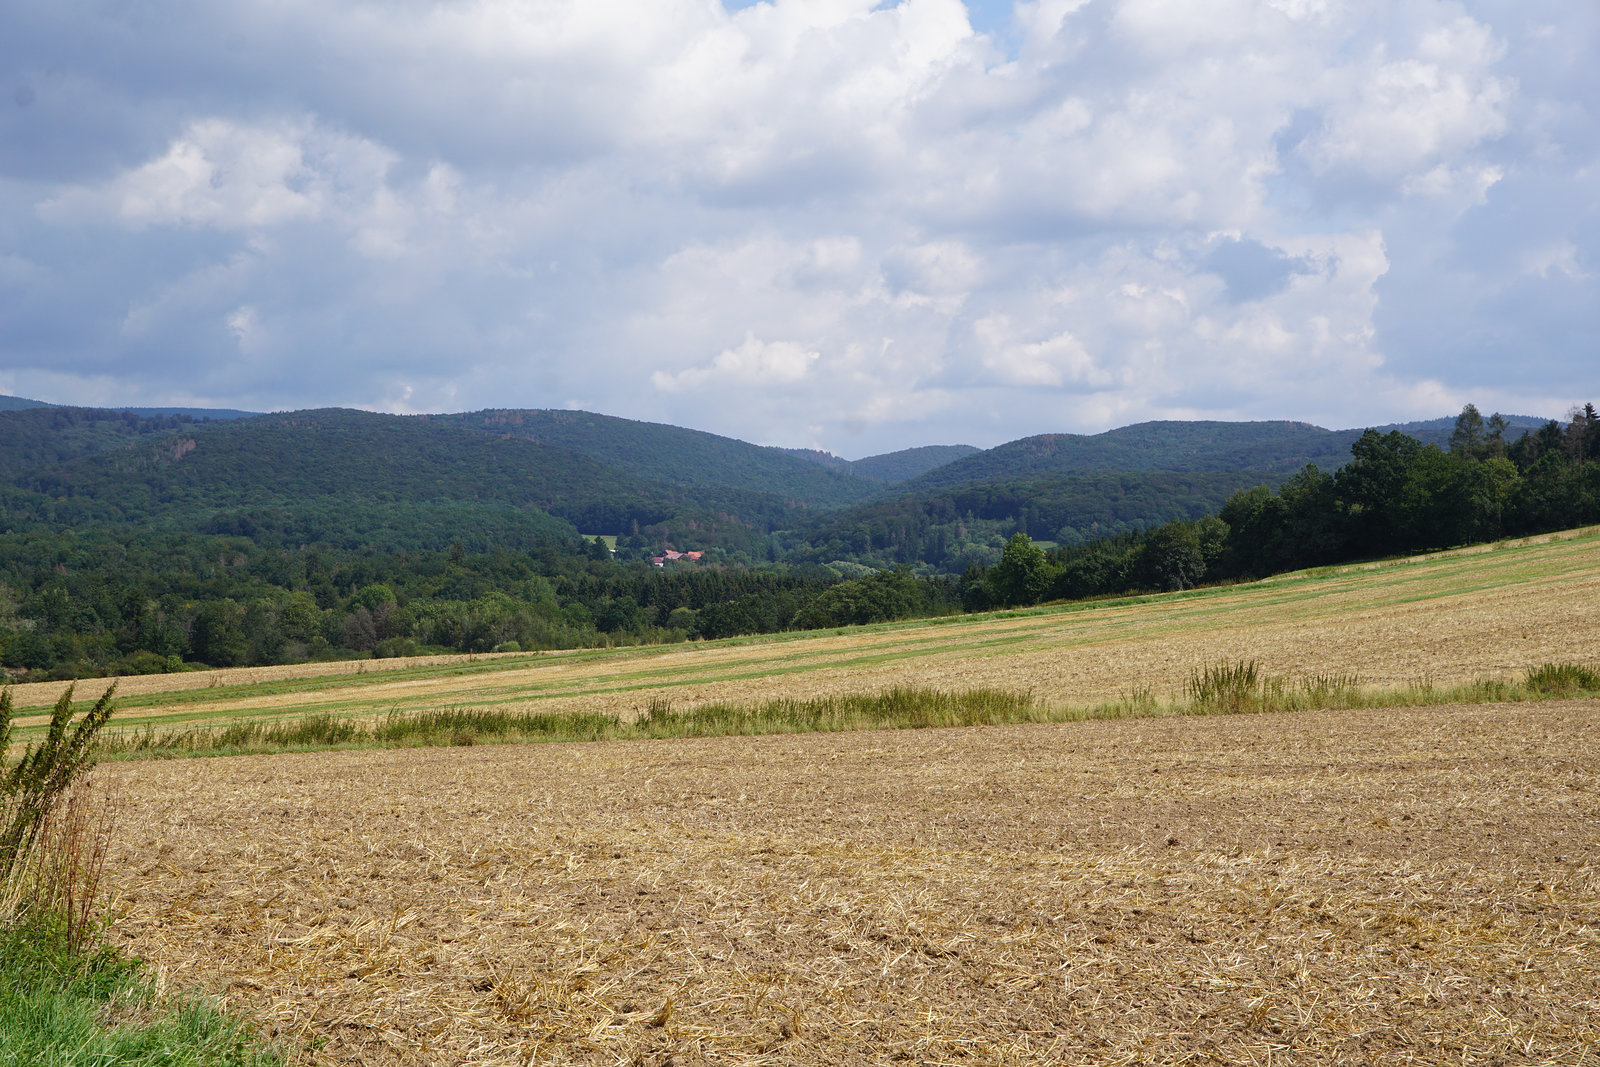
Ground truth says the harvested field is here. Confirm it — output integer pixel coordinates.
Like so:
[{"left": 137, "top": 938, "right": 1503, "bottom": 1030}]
[
  {"left": 15, "top": 527, "right": 1600, "bottom": 740},
  {"left": 102, "top": 699, "right": 1599, "bottom": 1066}
]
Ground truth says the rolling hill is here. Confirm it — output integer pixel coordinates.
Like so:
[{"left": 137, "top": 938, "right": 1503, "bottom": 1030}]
[
  {"left": 0, "top": 393, "right": 259, "bottom": 420},
  {"left": 898, "top": 416, "right": 1553, "bottom": 495},
  {"left": 778, "top": 443, "right": 982, "bottom": 483},
  {"left": 0, "top": 399, "right": 1563, "bottom": 570},
  {"left": 899, "top": 421, "right": 1365, "bottom": 492},
  {"left": 433, "top": 409, "right": 885, "bottom": 509},
  {"left": 1, "top": 408, "right": 812, "bottom": 552}
]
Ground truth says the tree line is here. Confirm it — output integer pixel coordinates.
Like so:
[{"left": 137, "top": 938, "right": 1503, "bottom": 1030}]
[
  {"left": 0, "top": 527, "right": 956, "bottom": 680},
  {"left": 958, "top": 404, "right": 1600, "bottom": 610},
  {"left": 2, "top": 403, "right": 1595, "bottom": 680}
]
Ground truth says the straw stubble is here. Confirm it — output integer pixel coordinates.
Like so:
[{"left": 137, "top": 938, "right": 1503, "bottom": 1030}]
[{"left": 100, "top": 699, "right": 1599, "bottom": 1065}]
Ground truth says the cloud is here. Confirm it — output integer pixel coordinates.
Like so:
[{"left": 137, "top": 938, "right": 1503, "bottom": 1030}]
[
  {"left": 975, "top": 316, "right": 1105, "bottom": 387},
  {"left": 652, "top": 333, "right": 821, "bottom": 392},
  {"left": 38, "top": 118, "right": 397, "bottom": 233},
  {"left": 1, "top": 0, "right": 1595, "bottom": 452},
  {"left": 1301, "top": 15, "right": 1512, "bottom": 184}
]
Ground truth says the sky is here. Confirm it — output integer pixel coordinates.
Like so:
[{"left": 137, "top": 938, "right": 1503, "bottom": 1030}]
[{"left": 1, "top": 0, "right": 1595, "bottom": 457}]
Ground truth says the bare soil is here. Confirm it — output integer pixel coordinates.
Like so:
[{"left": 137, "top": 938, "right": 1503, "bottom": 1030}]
[{"left": 101, "top": 699, "right": 1600, "bottom": 1065}]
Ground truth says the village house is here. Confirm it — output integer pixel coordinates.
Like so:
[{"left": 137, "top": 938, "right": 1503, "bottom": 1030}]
[{"left": 649, "top": 550, "right": 704, "bottom": 567}]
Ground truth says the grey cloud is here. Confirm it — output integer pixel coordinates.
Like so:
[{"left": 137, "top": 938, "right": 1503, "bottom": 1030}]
[{"left": 1202, "top": 238, "right": 1316, "bottom": 304}]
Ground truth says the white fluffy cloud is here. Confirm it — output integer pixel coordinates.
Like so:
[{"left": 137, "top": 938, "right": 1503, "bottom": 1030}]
[
  {"left": 1302, "top": 15, "right": 1512, "bottom": 183},
  {"left": 1, "top": 0, "right": 1595, "bottom": 452},
  {"left": 653, "top": 333, "right": 821, "bottom": 391}
]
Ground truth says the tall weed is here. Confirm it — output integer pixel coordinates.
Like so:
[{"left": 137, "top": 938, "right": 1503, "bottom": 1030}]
[
  {"left": 2, "top": 684, "right": 120, "bottom": 947},
  {"left": 1186, "top": 661, "right": 1261, "bottom": 714}
]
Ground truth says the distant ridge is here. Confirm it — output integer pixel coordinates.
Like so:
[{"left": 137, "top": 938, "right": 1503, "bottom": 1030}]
[
  {"left": 1368, "top": 414, "right": 1550, "bottom": 446},
  {"left": 0, "top": 394, "right": 259, "bottom": 420},
  {"left": 114, "top": 406, "right": 260, "bottom": 420},
  {"left": 895, "top": 420, "right": 1356, "bottom": 493},
  {"left": 850, "top": 444, "right": 982, "bottom": 483},
  {"left": 779, "top": 443, "right": 981, "bottom": 483},
  {"left": 433, "top": 408, "right": 884, "bottom": 510},
  {"left": 893, "top": 415, "right": 1558, "bottom": 495},
  {"left": 0, "top": 398, "right": 1578, "bottom": 576},
  {"left": 0, "top": 394, "right": 51, "bottom": 411}
]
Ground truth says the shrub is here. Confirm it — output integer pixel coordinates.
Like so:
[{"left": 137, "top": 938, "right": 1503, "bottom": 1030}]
[
  {"left": 375, "top": 637, "right": 421, "bottom": 659},
  {"left": 113, "top": 650, "right": 172, "bottom": 676}
]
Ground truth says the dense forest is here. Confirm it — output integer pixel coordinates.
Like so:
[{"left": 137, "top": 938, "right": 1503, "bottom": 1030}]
[
  {"left": 0, "top": 399, "right": 1594, "bottom": 681},
  {"left": 956, "top": 404, "right": 1600, "bottom": 611}
]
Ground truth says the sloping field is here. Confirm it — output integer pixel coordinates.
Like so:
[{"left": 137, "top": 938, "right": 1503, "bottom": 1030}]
[
  {"left": 14, "top": 527, "right": 1600, "bottom": 738},
  {"left": 101, "top": 699, "right": 1599, "bottom": 1065}
]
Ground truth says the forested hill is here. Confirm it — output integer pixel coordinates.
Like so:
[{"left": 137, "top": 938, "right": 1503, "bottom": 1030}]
[
  {"left": 778, "top": 443, "right": 982, "bottom": 483},
  {"left": 847, "top": 444, "right": 983, "bottom": 483},
  {"left": 2, "top": 396, "right": 1593, "bottom": 682},
  {"left": 0, "top": 395, "right": 49, "bottom": 411},
  {"left": 779, "top": 469, "right": 1278, "bottom": 572},
  {"left": 433, "top": 409, "right": 884, "bottom": 509},
  {"left": 0, "top": 393, "right": 259, "bottom": 419},
  {"left": 899, "top": 421, "right": 1364, "bottom": 492},
  {"left": 1381, "top": 414, "right": 1549, "bottom": 446},
  {"left": 893, "top": 417, "right": 1551, "bottom": 494},
  {"left": 1, "top": 408, "right": 816, "bottom": 551},
  {"left": 0, "top": 401, "right": 1562, "bottom": 570},
  {"left": 0, "top": 406, "right": 238, "bottom": 470}
]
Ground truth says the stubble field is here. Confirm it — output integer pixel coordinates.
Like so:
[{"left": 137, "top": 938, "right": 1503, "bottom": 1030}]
[
  {"left": 102, "top": 700, "right": 1598, "bottom": 1065},
  {"left": 40, "top": 528, "right": 1600, "bottom": 1063}
]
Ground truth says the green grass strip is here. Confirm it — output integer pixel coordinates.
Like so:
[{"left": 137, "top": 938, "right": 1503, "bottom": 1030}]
[
  {"left": 93, "top": 662, "right": 1600, "bottom": 761},
  {"left": 0, "top": 920, "right": 284, "bottom": 1066}
]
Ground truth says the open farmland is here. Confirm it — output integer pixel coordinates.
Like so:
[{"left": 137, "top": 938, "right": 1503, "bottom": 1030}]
[
  {"left": 11, "top": 526, "right": 1600, "bottom": 739},
  {"left": 47, "top": 528, "right": 1597, "bottom": 1064},
  {"left": 100, "top": 699, "right": 1599, "bottom": 1065}
]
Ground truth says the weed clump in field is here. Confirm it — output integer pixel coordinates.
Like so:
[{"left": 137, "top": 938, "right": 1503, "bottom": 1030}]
[
  {"left": 96, "top": 689, "right": 1045, "bottom": 758},
  {"left": 1186, "top": 661, "right": 1261, "bottom": 713},
  {"left": 374, "top": 707, "right": 624, "bottom": 746},
  {"left": 82, "top": 654, "right": 1600, "bottom": 764},
  {"left": 1524, "top": 662, "right": 1600, "bottom": 697},
  {"left": 633, "top": 686, "right": 1039, "bottom": 737},
  {"left": 1184, "top": 662, "right": 1367, "bottom": 716}
]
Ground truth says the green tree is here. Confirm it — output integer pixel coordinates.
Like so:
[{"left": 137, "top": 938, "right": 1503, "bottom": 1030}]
[
  {"left": 987, "top": 533, "right": 1050, "bottom": 607},
  {"left": 1459, "top": 456, "right": 1520, "bottom": 541},
  {"left": 189, "top": 599, "right": 247, "bottom": 666},
  {"left": 1138, "top": 522, "right": 1206, "bottom": 591},
  {"left": 1485, "top": 412, "right": 1510, "bottom": 457},
  {"left": 1336, "top": 430, "right": 1424, "bottom": 556},
  {"left": 1448, "top": 403, "right": 1486, "bottom": 458}
]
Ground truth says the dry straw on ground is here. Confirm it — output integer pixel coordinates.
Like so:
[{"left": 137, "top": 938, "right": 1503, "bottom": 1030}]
[{"left": 102, "top": 699, "right": 1598, "bottom": 1066}]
